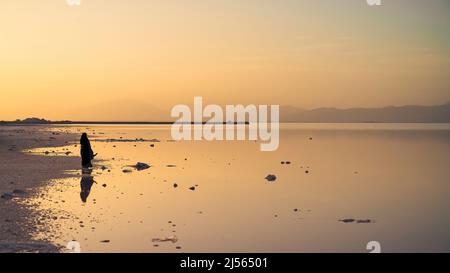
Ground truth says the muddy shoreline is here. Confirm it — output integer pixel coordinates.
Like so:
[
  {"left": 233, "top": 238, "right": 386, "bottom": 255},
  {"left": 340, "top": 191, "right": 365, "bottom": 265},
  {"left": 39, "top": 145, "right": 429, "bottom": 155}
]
[{"left": 0, "top": 125, "right": 79, "bottom": 253}]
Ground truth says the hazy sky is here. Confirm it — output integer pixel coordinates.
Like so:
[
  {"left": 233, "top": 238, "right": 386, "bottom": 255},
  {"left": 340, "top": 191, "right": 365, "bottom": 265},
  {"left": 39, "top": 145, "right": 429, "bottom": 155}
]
[{"left": 1, "top": 0, "right": 449, "bottom": 121}]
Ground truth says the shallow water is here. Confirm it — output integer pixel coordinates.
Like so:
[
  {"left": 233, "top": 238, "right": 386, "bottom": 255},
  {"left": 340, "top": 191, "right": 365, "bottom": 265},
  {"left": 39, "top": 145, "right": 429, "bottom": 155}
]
[{"left": 27, "top": 124, "right": 450, "bottom": 253}]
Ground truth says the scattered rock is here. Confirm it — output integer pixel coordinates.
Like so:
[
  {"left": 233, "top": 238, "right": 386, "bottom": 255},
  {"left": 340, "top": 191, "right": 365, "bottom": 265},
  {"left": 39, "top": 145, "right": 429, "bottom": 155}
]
[
  {"left": 152, "top": 235, "right": 178, "bottom": 244},
  {"left": 357, "top": 219, "right": 373, "bottom": 224},
  {"left": 134, "top": 162, "right": 151, "bottom": 171},
  {"left": 189, "top": 186, "right": 196, "bottom": 191},
  {"left": 265, "top": 174, "right": 277, "bottom": 182},
  {"left": 12, "top": 189, "right": 27, "bottom": 195},
  {"left": 1, "top": 193, "right": 14, "bottom": 200},
  {"left": 340, "top": 218, "right": 374, "bottom": 224},
  {"left": 1, "top": 189, "right": 28, "bottom": 200}
]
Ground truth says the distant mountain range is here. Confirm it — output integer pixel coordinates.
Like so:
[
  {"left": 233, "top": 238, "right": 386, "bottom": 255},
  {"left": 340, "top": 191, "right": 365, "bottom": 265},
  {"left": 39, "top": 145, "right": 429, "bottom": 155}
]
[
  {"left": 280, "top": 103, "right": 450, "bottom": 123},
  {"left": 2, "top": 103, "right": 450, "bottom": 124}
]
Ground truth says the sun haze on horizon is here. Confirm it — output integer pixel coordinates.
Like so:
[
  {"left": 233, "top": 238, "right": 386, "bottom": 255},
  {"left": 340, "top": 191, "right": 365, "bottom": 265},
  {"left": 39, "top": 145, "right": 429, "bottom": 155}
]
[{"left": 0, "top": 0, "right": 449, "bottom": 121}]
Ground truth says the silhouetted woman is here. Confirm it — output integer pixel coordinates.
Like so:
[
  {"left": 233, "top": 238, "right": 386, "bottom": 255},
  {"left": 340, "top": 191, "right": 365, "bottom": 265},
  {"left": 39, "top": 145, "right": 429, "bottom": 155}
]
[{"left": 80, "top": 133, "right": 96, "bottom": 168}]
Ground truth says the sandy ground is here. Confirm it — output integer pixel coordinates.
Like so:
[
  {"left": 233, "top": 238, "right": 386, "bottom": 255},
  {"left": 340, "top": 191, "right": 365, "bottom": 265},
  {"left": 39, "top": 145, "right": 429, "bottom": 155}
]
[{"left": 0, "top": 126, "right": 79, "bottom": 252}]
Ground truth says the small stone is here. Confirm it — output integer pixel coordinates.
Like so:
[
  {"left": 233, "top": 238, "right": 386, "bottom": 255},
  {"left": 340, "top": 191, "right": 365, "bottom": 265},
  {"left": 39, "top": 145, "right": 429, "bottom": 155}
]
[
  {"left": 12, "top": 189, "right": 27, "bottom": 195},
  {"left": 265, "top": 174, "right": 277, "bottom": 182},
  {"left": 357, "top": 219, "right": 373, "bottom": 224},
  {"left": 134, "top": 162, "right": 150, "bottom": 171}
]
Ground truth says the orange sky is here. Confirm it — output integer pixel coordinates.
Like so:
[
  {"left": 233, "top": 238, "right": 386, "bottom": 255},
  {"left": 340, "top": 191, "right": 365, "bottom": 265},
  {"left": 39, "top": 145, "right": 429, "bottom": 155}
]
[{"left": 0, "top": 0, "right": 449, "bottom": 121}]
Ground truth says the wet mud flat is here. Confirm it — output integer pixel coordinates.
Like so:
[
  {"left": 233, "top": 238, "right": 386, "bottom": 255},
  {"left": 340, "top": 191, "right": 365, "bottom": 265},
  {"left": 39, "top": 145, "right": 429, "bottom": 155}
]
[{"left": 0, "top": 126, "right": 79, "bottom": 252}]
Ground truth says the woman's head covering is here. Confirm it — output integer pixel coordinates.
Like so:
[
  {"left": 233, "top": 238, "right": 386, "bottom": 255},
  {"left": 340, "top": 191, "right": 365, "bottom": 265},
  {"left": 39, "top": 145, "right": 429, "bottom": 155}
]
[{"left": 80, "top": 133, "right": 89, "bottom": 145}]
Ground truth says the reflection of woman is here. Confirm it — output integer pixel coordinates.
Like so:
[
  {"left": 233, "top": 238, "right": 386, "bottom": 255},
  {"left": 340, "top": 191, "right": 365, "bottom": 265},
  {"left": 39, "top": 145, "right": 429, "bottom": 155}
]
[
  {"left": 80, "top": 175, "right": 94, "bottom": 203},
  {"left": 80, "top": 133, "right": 96, "bottom": 168}
]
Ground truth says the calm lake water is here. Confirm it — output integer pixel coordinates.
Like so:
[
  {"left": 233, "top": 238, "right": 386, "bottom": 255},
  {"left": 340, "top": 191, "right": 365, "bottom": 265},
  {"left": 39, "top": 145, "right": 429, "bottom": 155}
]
[{"left": 27, "top": 124, "right": 450, "bottom": 253}]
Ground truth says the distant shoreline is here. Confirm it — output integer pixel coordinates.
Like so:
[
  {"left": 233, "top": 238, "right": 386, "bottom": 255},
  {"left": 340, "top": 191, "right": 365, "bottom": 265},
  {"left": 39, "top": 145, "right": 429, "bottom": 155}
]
[
  {"left": 0, "top": 121, "right": 251, "bottom": 125},
  {"left": 1, "top": 121, "right": 450, "bottom": 126}
]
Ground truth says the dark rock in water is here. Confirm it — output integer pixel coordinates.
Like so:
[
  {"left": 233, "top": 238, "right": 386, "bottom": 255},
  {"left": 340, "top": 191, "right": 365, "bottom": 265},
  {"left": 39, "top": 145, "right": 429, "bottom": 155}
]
[
  {"left": 65, "top": 151, "right": 71, "bottom": 155},
  {"left": 122, "top": 169, "right": 133, "bottom": 173},
  {"left": 1, "top": 190, "right": 28, "bottom": 199},
  {"left": 100, "top": 240, "right": 110, "bottom": 243},
  {"left": 357, "top": 219, "right": 373, "bottom": 224},
  {"left": 152, "top": 236, "right": 178, "bottom": 244},
  {"left": 102, "top": 184, "right": 107, "bottom": 188},
  {"left": 134, "top": 162, "right": 151, "bottom": 171},
  {"left": 265, "top": 175, "right": 277, "bottom": 182},
  {"left": 189, "top": 186, "right": 196, "bottom": 191},
  {"left": 101, "top": 166, "right": 107, "bottom": 171},
  {"left": 286, "top": 161, "right": 291, "bottom": 165},
  {"left": 339, "top": 219, "right": 356, "bottom": 223},
  {"left": 1, "top": 193, "right": 14, "bottom": 200},
  {"left": 12, "top": 189, "right": 27, "bottom": 195},
  {"left": 150, "top": 144, "right": 155, "bottom": 147},
  {"left": 173, "top": 183, "right": 178, "bottom": 188},
  {"left": 176, "top": 246, "right": 182, "bottom": 250},
  {"left": 166, "top": 165, "right": 176, "bottom": 168},
  {"left": 305, "top": 170, "right": 309, "bottom": 174},
  {"left": 293, "top": 208, "right": 299, "bottom": 212},
  {"left": 281, "top": 161, "right": 285, "bottom": 164}
]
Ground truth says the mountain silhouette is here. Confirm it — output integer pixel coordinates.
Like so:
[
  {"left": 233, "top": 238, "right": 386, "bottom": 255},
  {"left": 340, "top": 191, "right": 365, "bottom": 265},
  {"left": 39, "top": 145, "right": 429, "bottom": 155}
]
[{"left": 280, "top": 103, "right": 450, "bottom": 123}]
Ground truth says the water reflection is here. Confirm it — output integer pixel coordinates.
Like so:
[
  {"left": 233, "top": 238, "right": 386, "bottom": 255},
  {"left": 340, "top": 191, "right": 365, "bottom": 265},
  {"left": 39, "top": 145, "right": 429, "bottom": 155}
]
[
  {"left": 80, "top": 168, "right": 95, "bottom": 203},
  {"left": 26, "top": 124, "right": 450, "bottom": 252}
]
